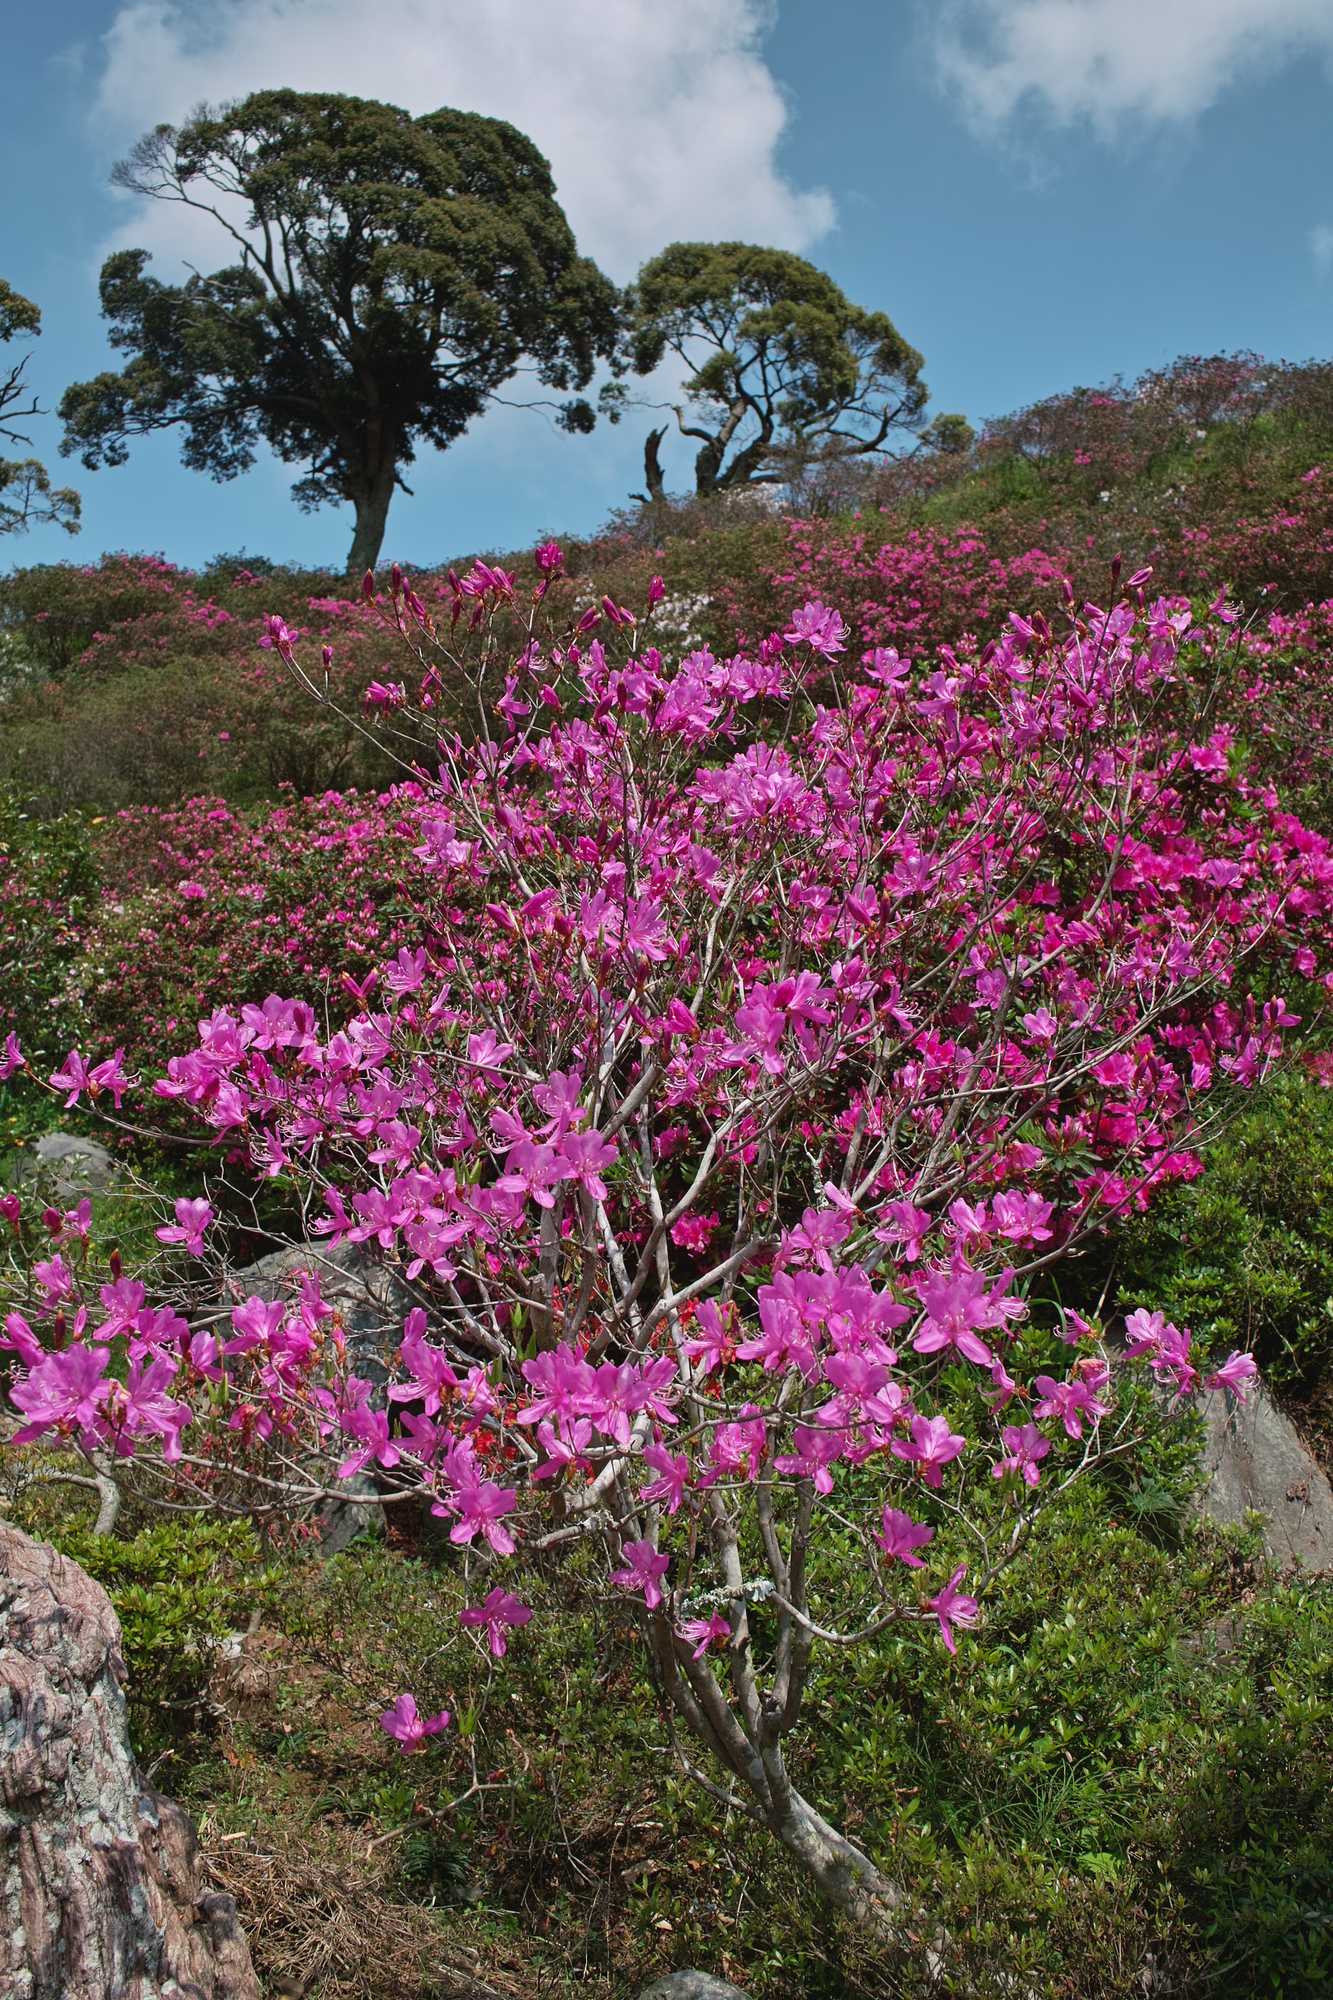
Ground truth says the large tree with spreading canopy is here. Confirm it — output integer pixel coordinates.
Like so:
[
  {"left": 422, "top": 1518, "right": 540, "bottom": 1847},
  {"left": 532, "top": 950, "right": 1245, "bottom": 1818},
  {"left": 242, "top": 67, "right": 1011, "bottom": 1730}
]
[
  {"left": 613, "top": 241, "right": 961, "bottom": 503},
  {"left": 59, "top": 92, "right": 620, "bottom": 572}
]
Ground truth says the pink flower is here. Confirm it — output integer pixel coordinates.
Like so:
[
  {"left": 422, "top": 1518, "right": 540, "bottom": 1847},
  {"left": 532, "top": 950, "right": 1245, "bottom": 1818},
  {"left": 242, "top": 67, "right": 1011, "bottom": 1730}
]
[
  {"left": 49, "top": 1050, "right": 92, "bottom": 1107},
  {"left": 638, "top": 1442, "right": 690, "bottom": 1514},
  {"left": 379, "top": 1694, "right": 451, "bottom": 1751},
  {"left": 112, "top": 1357, "right": 192, "bottom": 1461},
  {"left": 677, "top": 1611, "right": 731, "bottom": 1659},
  {"left": 155, "top": 1198, "right": 215, "bottom": 1257},
  {"left": 774, "top": 1425, "right": 846, "bottom": 1495},
  {"left": 554, "top": 1128, "right": 618, "bottom": 1200},
  {"left": 497, "top": 1139, "right": 563, "bottom": 1209},
  {"left": 611, "top": 1537, "right": 671, "bottom": 1609},
  {"left": 783, "top": 600, "right": 848, "bottom": 658},
  {"left": 927, "top": 1565, "right": 980, "bottom": 1655},
  {"left": 1032, "top": 1371, "right": 1110, "bottom": 1439},
  {"left": 1205, "top": 1349, "right": 1258, "bottom": 1400},
  {"left": 912, "top": 1259, "right": 1023, "bottom": 1368},
  {"left": 11, "top": 1343, "right": 111, "bottom": 1450},
  {"left": 440, "top": 1476, "right": 518, "bottom": 1555},
  {"left": 992, "top": 1422, "right": 1050, "bottom": 1488},
  {"left": 876, "top": 1506, "right": 934, "bottom": 1566},
  {"left": 892, "top": 1413, "right": 966, "bottom": 1488},
  {"left": 459, "top": 1587, "right": 533, "bottom": 1658}
]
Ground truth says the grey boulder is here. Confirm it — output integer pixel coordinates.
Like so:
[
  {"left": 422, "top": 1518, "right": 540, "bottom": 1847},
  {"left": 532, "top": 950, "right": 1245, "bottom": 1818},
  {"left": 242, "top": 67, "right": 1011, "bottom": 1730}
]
[
  {"left": 0, "top": 1522, "right": 261, "bottom": 1999},
  {"left": 636, "top": 1975, "right": 748, "bottom": 2000},
  {"left": 226, "top": 1240, "right": 418, "bottom": 1553},
  {"left": 1192, "top": 1379, "right": 1333, "bottom": 1567},
  {"left": 18, "top": 1130, "right": 117, "bottom": 1195}
]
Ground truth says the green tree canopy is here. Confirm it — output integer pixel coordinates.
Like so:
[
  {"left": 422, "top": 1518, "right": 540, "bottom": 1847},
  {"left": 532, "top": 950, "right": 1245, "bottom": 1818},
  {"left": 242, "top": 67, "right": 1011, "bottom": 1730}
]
[
  {"left": 1, "top": 280, "right": 81, "bottom": 540},
  {"left": 614, "top": 241, "right": 944, "bottom": 503},
  {"left": 60, "top": 92, "right": 621, "bottom": 572}
]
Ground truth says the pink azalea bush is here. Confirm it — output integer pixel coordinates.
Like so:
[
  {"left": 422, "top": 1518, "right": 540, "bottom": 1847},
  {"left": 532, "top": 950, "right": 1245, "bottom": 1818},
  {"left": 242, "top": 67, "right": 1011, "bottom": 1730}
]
[
  {"left": 73, "top": 789, "right": 437, "bottom": 1086},
  {"left": 719, "top": 519, "right": 1069, "bottom": 659},
  {"left": 3, "top": 553, "right": 1329, "bottom": 1933}
]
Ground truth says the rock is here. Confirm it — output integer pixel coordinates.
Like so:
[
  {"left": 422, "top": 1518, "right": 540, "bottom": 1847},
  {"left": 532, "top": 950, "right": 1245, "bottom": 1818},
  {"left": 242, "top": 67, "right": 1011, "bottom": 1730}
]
[
  {"left": 16, "top": 1131, "right": 117, "bottom": 1197},
  {"left": 1192, "top": 1379, "right": 1333, "bottom": 1567},
  {"left": 229, "top": 1238, "right": 413, "bottom": 1377},
  {"left": 315, "top": 1470, "right": 384, "bottom": 1556},
  {"left": 636, "top": 1976, "right": 748, "bottom": 2000},
  {"left": 227, "top": 1240, "right": 417, "bottom": 1553},
  {"left": 0, "top": 1522, "right": 261, "bottom": 2000}
]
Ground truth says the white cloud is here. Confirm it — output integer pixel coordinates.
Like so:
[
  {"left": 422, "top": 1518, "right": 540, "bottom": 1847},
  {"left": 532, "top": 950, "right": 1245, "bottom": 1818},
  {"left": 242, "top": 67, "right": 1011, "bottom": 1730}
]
[
  {"left": 87, "top": 0, "right": 834, "bottom": 280},
  {"left": 1314, "top": 223, "right": 1333, "bottom": 273},
  {"left": 934, "top": 0, "right": 1333, "bottom": 136}
]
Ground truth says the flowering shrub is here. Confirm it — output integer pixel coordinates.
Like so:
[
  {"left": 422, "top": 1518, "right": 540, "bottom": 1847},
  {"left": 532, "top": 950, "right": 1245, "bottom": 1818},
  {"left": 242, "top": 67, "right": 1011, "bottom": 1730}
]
[
  {"left": 3, "top": 556, "right": 1329, "bottom": 1939},
  {"left": 720, "top": 518, "right": 1069, "bottom": 657},
  {"left": 0, "top": 554, "right": 406, "bottom": 810},
  {"left": 75, "top": 789, "right": 435, "bottom": 1081},
  {"left": 0, "top": 790, "right": 95, "bottom": 1062},
  {"left": 1173, "top": 468, "right": 1333, "bottom": 605}
]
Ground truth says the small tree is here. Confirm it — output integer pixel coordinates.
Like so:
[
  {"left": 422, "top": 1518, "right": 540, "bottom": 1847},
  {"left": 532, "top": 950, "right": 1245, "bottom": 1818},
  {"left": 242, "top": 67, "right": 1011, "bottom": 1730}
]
[
  {"left": 3, "top": 562, "right": 1318, "bottom": 1948},
  {"left": 615, "top": 242, "right": 950, "bottom": 504},
  {"left": 59, "top": 92, "right": 620, "bottom": 572},
  {"left": 0, "top": 280, "right": 80, "bottom": 538}
]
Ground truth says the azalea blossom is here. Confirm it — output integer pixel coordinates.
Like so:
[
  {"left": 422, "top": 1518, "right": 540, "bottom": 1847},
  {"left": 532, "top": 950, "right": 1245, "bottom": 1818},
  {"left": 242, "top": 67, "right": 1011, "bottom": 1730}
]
[
  {"left": 992, "top": 1422, "right": 1050, "bottom": 1488},
  {"left": 611, "top": 1538, "right": 671, "bottom": 1609},
  {"left": 875, "top": 1506, "right": 934, "bottom": 1566},
  {"left": 459, "top": 1587, "right": 533, "bottom": 1658},
  {"left": 1204, "top": 1349, "right": 1259, "bottom": 1400},
  {"left": 379, "top": 1693, "right": 451, "bottom": 1751},
  {"left": 677, "top": 1612, "right": 731, "bottom": 1659},
  {"left": 155, "top": 1198, "right": 215, "bottom": 1257},
  {"left": 927, "top": 1566, "right": 980, "bottom": 1655}
]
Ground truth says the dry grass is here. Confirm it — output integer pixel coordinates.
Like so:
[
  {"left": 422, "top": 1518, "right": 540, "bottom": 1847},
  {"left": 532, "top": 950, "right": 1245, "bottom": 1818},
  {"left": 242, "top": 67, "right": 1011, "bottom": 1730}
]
[
  {"left": 201, "top": 1810, "right": 526, "bottom": 2000},
  {"left": 192, "top": 1619, "right": 671, "bottom": 2000}
]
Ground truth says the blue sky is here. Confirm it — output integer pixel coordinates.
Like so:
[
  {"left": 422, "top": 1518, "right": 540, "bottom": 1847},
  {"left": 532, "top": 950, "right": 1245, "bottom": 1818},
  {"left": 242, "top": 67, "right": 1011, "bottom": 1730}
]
[{"left": 3, "top": 0, "right": 1333, "bottom": 574}]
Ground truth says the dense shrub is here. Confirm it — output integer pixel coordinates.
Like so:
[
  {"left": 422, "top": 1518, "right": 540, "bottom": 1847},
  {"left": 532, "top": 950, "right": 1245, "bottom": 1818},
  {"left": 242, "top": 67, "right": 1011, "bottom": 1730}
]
[
  {"left": 0, "top": 788, "right": 94, "bottom": 1061},
  {"left": 718, "top": 516, "right": 1068, "bottom": 655},
  {"left": 1113, "top": 1069, "right": 1333, "bottom": 1397},
  {"left": 76, "top": 787, "right": 435, "bottom": 1078},
  {"left": 9, "top": 561, "right": 1333, "bottom": 1956},
  {"left": 0, "top": 555, "right": 409, "bottom": 810},
  {"left": 45, "top": 1517, "right": 272, "bottom": 1757}
]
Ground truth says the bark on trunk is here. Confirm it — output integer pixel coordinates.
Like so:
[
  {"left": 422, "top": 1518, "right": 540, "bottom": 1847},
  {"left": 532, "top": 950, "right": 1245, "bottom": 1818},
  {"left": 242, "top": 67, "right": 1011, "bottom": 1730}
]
[
  {"left": 0, "top": 1522, "right": 261, "bottom": 2000},
  {"left": 767, "top": 1787, "right": 901, "bottom": 1930},
  {"left": 641, "top": 424, "right": 668, "bottom": 504},
  {"left": 345, "top": 456, "right": 397, "bottom": 578}
]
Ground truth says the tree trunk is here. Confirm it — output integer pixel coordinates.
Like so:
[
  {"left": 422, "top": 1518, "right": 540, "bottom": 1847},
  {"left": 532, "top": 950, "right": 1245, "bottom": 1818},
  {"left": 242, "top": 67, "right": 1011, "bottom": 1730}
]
[
  {"left": 0, "top": 1522, "right": 261, "bottom": 2000},
  {"left": 345, "top": 455, "right": 397, "bottom": 578},
  {"left": 639, "top": 424, "right": 669, "bottom": 506},
  {"left": 766, "top": 1786, "right": 901, "bottom": 1930}
]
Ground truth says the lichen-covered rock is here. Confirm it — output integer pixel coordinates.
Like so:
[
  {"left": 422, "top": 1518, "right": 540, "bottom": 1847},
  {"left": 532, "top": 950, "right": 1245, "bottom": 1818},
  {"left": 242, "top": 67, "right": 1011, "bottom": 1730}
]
[
  {"left": 19, "top": 1132, "right": 117, "bottom": 1196},
  {"left": 226, "top": 1240, "right": 415, "bottom": 1552},
  {"left": 0, "top": 1523, "right": 261, "bottom": 2000},
  {"left": 1193, "top": 1380, "right": 1333, "bottom": 1567},
  {"left": 636, "top": 1974, "right": 749, "bottom": 1999}
]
